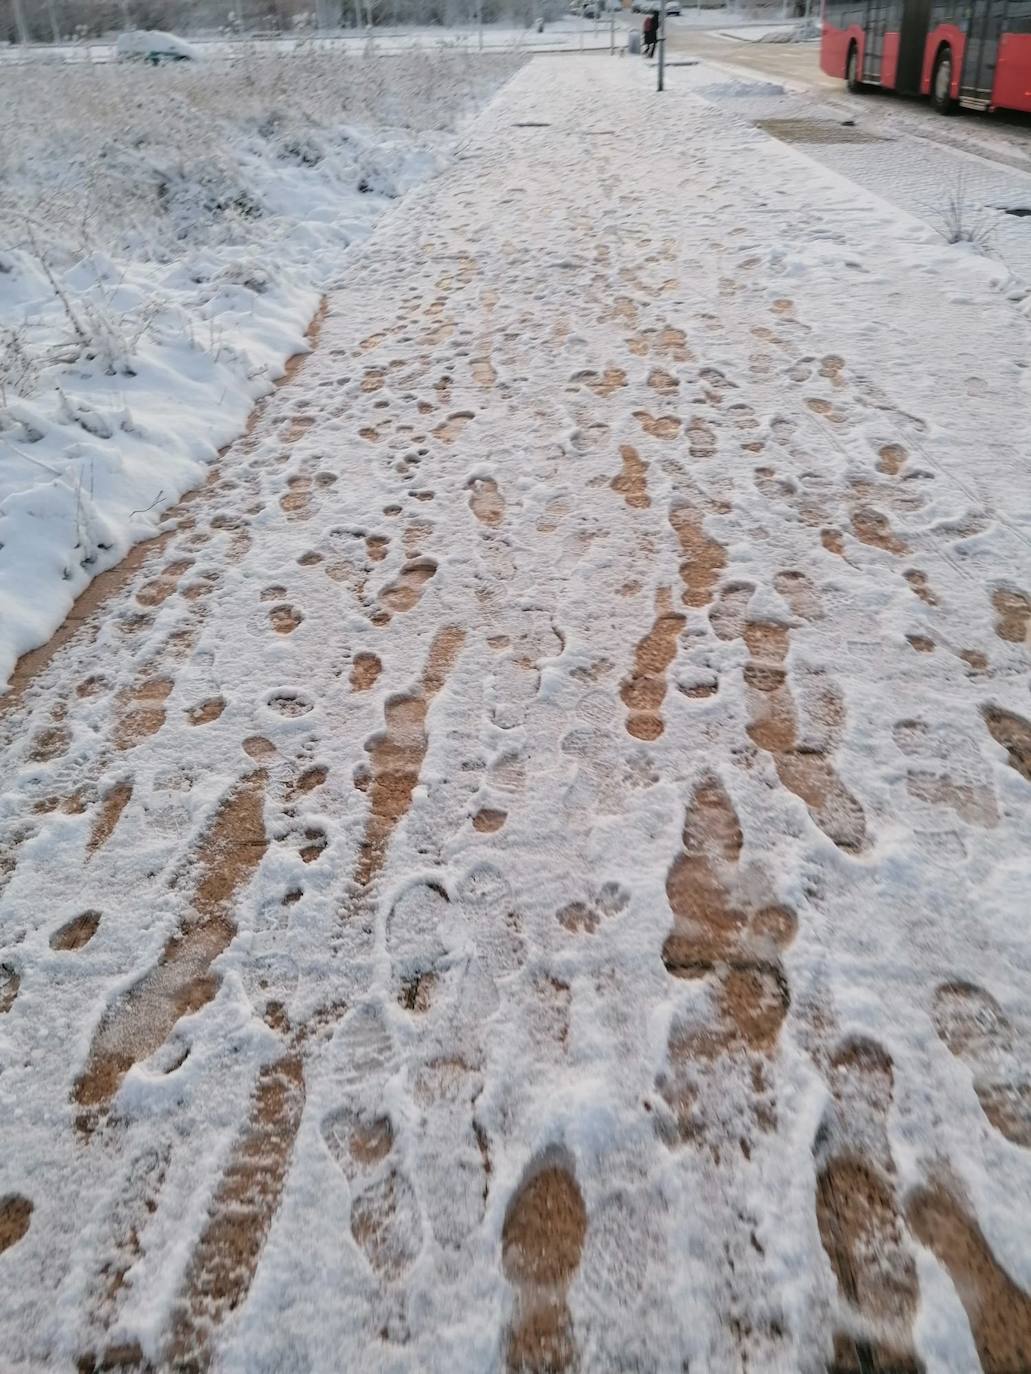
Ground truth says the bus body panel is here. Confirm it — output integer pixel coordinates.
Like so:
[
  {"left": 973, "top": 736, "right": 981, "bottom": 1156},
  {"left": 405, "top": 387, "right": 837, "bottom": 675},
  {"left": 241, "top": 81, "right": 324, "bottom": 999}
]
[
  {"left": 919, "top": 22, "right": 966, "bottom": 96},
  {"left": 994, "top": 31, "right": 1031, "bottom": 110},
  {"left": 882, "top": 29, "right": 901, "bottom": 85},
  {"left": 820, "top": 16, "right": 865, "bottom": 76}
]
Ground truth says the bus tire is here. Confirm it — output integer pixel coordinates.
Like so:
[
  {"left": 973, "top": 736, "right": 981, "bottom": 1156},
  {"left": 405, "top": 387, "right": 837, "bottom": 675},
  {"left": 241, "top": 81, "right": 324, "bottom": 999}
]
[
  {"left": 846, "top": 43, "right": 864, "bottom": 92},
  {"left": 931, "top": 47, "right": 957, "bottom": 113}
]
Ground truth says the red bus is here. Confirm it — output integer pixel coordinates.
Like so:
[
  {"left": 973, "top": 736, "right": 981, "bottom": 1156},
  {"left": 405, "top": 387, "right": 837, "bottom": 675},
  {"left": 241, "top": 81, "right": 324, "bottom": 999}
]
[{"left": 821, "top": 0, "right": 1031, "bottom": 113}]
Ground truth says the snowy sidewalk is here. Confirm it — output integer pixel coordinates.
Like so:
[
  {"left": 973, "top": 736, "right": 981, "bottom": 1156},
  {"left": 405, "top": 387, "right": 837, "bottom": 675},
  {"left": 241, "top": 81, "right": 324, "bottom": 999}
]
[
  {"left": 677, "top": 60, "right": 1031, "bottom": 282},
  {"left": 2, "top": 55, "right": 1031, "bottom": 1374}
]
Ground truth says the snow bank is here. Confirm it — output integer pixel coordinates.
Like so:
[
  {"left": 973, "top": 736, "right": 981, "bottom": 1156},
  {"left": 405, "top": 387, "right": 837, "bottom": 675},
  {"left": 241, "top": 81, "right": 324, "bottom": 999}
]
[
  {"left": 758, "top": 19, "right": 820, "bottom": 42},
  {"left": 719, "top": 20, "right": 818, "bottom": 43},
  {"left": 114, "top": 30, "right": 203, "bottom": 61},
  {"left": 0, "top": 49, "right": 523, "bottom": 691}
]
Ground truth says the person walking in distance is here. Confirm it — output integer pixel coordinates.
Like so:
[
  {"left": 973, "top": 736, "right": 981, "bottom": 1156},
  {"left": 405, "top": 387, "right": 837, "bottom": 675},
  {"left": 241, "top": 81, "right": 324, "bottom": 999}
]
[{"left": 642, "top": 8, "right": 658, "bottom": 57}]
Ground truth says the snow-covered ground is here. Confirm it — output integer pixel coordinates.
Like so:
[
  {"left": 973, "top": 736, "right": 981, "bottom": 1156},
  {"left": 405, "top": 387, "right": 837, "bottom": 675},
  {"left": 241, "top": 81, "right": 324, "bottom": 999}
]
[
  {"left": 0, "top": 18, "right": 626, "bottom": 65},
  {"left": 682, "top": 65, "right": 1031, "bottom": 289},
  {"left": 2, "top": 51, "right": 1031, "bottom": 1374},
  {"left": 0, "top": 49, "right": 524, "bottom": 690},
  {"left": 0, "top": 9, "right": 804, "bottom": 67}
]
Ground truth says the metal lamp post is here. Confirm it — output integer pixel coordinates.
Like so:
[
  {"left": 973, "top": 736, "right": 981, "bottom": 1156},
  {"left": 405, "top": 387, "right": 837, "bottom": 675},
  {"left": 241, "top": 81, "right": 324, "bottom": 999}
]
[
  {"left": 657, "top": 0, "right": 666, "bottom": 89},
  {"left": 11, "top": 0, "right": 31, "bottom": 43}
]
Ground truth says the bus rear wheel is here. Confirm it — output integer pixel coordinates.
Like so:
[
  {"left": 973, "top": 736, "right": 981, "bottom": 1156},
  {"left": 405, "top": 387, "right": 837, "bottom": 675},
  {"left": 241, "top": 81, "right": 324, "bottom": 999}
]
[
  {"left": 846, "top": 43, "right": 864, "bottom": 93},
  {"left": 931, "top": 48, "right": 957, "bottom": 113}
]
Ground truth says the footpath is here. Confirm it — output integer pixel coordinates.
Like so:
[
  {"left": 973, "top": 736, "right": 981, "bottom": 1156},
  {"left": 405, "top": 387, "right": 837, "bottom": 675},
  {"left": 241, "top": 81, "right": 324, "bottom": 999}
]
[{"left": 1, "top": 54, "right": 1030, "bottom": 1374}]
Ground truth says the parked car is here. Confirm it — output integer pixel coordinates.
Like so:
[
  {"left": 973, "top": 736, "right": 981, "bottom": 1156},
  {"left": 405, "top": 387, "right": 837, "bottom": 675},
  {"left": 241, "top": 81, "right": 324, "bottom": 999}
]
[{"left": 115, "top": 30, "right": 200, "bottom": 64}]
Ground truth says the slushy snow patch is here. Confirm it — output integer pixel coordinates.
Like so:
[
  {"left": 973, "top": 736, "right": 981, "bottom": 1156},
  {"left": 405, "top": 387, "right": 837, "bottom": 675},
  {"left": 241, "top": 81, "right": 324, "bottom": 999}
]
[{"left": 700, "top": 79, "right": 787, "bottom": 97}]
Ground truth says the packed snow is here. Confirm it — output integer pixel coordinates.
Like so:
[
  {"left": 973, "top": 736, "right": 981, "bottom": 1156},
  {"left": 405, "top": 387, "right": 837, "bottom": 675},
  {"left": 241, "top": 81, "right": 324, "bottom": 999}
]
[
  {"left": 0, "top": 48, "right": 524, "bottom": 690},
  {"left": 1, "top": 49, "right": 1031, "bottom": 1374}
]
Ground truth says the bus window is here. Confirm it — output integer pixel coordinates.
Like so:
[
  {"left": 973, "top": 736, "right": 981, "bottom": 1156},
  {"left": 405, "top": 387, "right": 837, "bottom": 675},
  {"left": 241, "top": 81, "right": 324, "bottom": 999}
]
[{"left": 961, "top": 0, "right": 1007, "bottom": 101}]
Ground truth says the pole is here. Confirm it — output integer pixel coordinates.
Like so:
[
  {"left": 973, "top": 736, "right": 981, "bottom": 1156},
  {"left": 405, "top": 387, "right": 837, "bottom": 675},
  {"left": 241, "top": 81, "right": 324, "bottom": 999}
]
[
  {"left": 656, "top": 0, "right": 666, "bottom": 90},
  {"left": 609, "top": 0, "right": 614, "bottom": 53},
  {"left": 478, "top": 0, "right": 483, "bottom": 48},
  {"left": 11, "top": 0, "right": 31, "bottom": 42}
]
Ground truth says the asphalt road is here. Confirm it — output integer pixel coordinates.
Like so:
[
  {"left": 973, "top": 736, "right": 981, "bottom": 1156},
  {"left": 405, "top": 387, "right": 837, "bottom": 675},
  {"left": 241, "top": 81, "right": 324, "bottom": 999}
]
[{"left": 667, "top": 25, "right": 841, "bottom": 89}]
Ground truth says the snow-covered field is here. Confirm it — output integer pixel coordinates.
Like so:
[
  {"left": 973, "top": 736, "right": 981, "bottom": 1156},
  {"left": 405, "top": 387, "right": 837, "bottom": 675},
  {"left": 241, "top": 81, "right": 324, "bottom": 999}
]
[
  {"left": 0, "top": 48, "right": 524, "bottom": 691},
  {"left": 0, "top": 18, "right": 625, "bottom": 66},
  {"left": 1, "top": 52, "right": 1030, "bottom": 1374},
  {"left": 0, "top": 9, "right": 799, "bottom": 68}
]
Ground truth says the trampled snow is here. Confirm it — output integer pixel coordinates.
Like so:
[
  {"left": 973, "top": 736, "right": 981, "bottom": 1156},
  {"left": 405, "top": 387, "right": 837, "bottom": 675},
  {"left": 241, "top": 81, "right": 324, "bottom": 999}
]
[{"left": 1, "top": 50, "right": 1030, "bottom": 1374}]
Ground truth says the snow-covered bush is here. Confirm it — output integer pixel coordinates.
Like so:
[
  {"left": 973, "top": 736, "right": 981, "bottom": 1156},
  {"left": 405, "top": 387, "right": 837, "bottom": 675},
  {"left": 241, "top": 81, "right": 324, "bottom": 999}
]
[
  {"left": 0, "top": 47, "right": 516, "bottom": 275},
  {"left": 931, "top": 175, "right": 996, "bottom": 255}
]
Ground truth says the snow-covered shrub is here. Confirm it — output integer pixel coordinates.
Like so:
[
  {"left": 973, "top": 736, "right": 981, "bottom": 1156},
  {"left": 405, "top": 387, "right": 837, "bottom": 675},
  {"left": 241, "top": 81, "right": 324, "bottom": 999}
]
[{"left": 931, "top": 176, "right": 996, "bottom": 255}]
